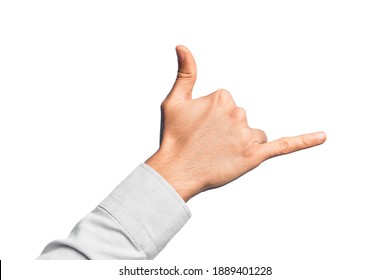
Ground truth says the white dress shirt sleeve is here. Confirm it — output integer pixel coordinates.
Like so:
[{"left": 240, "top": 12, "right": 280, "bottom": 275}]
[{"left": 37, "top": 163, "right": 191, "bottom": 260}]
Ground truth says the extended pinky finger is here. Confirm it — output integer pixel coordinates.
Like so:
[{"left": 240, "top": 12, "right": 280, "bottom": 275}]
[{"left": 258, "top": 131, "right": 327, "bottom": 162}]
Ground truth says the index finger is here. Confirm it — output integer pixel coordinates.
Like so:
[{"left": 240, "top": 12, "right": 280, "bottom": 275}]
[{"left": 258, "top": 131, "right": 327, "bottom": 162}]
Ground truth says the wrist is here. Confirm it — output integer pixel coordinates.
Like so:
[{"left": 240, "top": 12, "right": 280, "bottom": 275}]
[{"left": 145, "top": 150, "right": 202, "bottom": 202}]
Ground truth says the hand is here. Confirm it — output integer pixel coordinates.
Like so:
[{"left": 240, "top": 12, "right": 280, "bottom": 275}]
[{"left": 146, "top": 45, "right": 326, "bottom": 202}]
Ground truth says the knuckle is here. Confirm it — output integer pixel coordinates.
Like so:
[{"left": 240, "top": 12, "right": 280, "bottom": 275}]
[
  {"left": 177, "top": 70, "right": 196, "bottom": 81},
  {"left": 261, "top": 130, "right": 268, "bottom": 143},
  {"left": 160, "top": 100, "right": 166, "bottom": 109},
  {"left": 279, "top": 138, "right": 290, "bottom": 155},
  {"left": 214, "top": 88, "right": 233, "bottom": 103},
  {"left": 301, "top": 135, "right": 311, "bottom": 147},
  {"left": 161, "top": 96, "right": 178, "bottom": 111},
  {"left": 255, "top": 129, "right": 267, "bottom": 143},
  {"left": 233, "top": 107, "right": 247, "bottom": 120},
  {"left": 241, "top": 127, "right": 252, "bottom": 139},
  {"left": 160, "top": 99, "right": 169, "bottom": 110}
]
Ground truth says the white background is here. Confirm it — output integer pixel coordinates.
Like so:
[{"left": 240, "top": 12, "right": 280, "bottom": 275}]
[{"left": 1, "top": 0, "right": 389, "bottom": 279}]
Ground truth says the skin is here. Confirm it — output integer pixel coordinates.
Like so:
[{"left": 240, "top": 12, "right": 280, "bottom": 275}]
[{"left": 146, "top": 45, "right": 327, "bottom": 202}]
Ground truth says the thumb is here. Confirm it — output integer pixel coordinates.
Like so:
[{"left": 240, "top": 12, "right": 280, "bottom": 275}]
[{"left": 166, "top": 45, "right": 197, "bottom": 102}]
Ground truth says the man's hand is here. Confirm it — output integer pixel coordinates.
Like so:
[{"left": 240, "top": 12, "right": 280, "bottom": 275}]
[{"left": 146, "top": 45, "right": 326, "bottom": 202}]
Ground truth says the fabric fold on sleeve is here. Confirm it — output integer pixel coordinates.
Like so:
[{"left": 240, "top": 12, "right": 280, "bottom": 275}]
[
  {"left": 37, "top": 163, "right": 191, "bottom": 260},
  {"left": 99, "top": 163, "right": 191, "bottom": 259}
]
